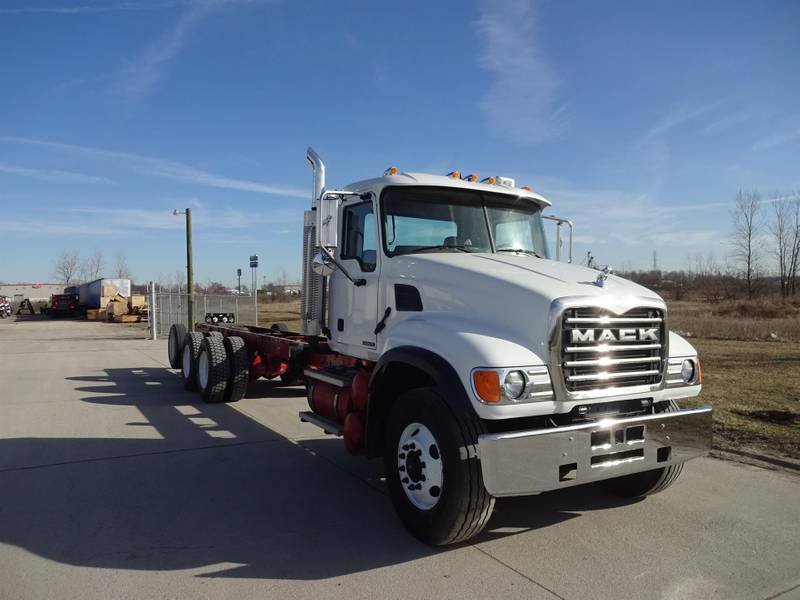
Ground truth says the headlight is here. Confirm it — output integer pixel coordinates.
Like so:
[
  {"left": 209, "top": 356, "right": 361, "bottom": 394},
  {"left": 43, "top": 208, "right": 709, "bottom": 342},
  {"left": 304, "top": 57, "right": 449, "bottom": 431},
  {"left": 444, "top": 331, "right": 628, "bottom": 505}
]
[
  {"left": 472, "top": 366, "right": 553, "bottom": 404},
  {"left": 503, "top": 370, "right": 525, "bottom": 399},
  {"left": 681, "top": 359, "right": 696, "bottom": 384}
]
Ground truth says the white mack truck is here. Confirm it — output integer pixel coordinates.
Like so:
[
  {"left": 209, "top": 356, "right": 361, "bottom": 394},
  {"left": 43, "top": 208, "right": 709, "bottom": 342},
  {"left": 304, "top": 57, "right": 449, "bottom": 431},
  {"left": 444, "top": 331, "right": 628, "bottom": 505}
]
[{"left": 167, "top": 147, "right": 712, "bottom": 545}]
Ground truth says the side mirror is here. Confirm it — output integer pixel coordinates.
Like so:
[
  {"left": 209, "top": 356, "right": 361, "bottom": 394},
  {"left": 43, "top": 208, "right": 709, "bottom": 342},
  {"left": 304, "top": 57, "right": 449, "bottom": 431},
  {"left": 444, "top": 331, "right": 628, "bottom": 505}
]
[
  {"left": 311, "top": 251, "right": 336, "bottom": 276},
  {"left": 543, "top": 215, "right": 573, "bottom": 263},
  {"left": 317, "top": 192, "right": 340, "bottom": 249}
]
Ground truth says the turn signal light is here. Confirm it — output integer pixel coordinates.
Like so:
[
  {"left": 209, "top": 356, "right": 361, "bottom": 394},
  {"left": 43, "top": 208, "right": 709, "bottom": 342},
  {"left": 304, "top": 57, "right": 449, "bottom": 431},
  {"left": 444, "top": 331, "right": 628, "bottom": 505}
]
[
  {"left": 473, "top": 370, "right": 500, "bottom": 403},
  {"left": 384, "top": 166, "right": 398, "bottom": 176},
  {"left": 462, "top": 173, "right": 478, "bottom": 182},
  {"left": 697, "top": 359, "right": 703, "bottom": 384},
  {"left": 522, "top": 185, "right": 532, "bottom": 191},
  {"left": 480, "top": 176, "right": 496, "bottom": 184},
  {"left": 447, "top": 171, "right": 461, "bottom": 179}
]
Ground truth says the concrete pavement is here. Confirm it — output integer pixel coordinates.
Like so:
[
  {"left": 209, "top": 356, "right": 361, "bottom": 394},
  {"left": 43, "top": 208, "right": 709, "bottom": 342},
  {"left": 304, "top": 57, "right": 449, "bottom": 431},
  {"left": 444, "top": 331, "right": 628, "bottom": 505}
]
[{"left": 0, "top": 318, "right": 798, "bottom": 600}]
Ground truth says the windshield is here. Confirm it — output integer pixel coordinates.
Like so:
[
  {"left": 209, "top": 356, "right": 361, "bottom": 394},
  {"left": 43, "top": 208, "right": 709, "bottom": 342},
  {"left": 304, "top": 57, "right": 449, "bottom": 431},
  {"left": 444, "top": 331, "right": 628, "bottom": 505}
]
[{"left": 381, "top": 187, "right": 549, "bottom": 258}]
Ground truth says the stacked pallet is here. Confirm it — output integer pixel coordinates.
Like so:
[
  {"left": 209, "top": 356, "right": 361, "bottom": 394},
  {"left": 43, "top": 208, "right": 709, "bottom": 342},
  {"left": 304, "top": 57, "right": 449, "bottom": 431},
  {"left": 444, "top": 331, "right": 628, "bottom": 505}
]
[{"left": 85, "top": 288, "right": 148, "bottom": 323}]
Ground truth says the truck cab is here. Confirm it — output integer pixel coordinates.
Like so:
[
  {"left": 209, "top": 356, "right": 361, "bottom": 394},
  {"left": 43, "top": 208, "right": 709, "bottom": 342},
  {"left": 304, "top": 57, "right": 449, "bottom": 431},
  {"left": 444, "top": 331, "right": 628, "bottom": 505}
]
[
  {"left": 303, "top": 149, "right": 710, "bottom": 544},
  {"left": 170, "top": 147, "right": 712, "bottom": 547}
]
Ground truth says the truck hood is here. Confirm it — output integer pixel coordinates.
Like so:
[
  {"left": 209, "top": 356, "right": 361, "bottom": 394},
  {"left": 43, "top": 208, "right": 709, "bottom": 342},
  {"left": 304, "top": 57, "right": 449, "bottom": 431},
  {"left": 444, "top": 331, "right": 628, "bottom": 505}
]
[
  {"left": 390, "top": 252, "right": 660, "bottom": 302},
  {"left": 384, "top": 253, "right": 664, "bottom": 363}
]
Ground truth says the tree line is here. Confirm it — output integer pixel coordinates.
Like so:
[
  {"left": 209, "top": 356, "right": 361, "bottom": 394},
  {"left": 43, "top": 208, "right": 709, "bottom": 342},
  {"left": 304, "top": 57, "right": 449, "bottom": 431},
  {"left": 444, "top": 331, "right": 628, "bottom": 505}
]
[
  {"left": 52, "top": 249, "right": 132, "bottom": 285},
  {"left": 616, "top": 189, "right": 800, "bottom": 302}
]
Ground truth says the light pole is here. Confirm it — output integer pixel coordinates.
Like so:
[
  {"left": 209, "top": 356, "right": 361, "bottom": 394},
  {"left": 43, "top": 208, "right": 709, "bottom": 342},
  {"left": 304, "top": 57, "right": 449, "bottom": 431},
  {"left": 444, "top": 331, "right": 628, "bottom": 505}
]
[
  {"left": 250, "top": 254, "right": 258, "bottom": 326},
  {"left": 173, "top": 208, "right": 194, "bottom": 331}
]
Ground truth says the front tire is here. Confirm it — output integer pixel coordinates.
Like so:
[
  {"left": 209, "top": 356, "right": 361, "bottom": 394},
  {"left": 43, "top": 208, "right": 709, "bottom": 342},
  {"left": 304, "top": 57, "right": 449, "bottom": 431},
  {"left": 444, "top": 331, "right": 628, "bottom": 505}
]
[
  {"left": 600, "top": 401, "right": 684, "bottom": 498},
  {"left": 383, "top": 387, "right": 494, "bottom": 546}
]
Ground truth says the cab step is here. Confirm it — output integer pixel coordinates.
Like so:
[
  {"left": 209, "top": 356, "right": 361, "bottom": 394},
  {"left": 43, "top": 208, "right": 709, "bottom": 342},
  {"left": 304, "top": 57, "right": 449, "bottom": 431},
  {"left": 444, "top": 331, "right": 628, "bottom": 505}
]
[{"left": 299, "top": 411, "right": 342, "bottom": 436}]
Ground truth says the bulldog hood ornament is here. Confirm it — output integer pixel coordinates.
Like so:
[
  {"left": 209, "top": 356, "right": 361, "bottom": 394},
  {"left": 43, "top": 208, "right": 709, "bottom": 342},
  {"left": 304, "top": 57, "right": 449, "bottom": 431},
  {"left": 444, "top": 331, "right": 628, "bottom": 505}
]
[{"left": 595, "top": 265, "right": 613, "bottom": 288}]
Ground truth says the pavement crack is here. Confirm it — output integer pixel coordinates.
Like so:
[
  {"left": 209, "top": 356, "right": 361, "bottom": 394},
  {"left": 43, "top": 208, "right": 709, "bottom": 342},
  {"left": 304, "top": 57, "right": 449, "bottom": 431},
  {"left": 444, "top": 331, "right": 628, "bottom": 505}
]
[
  {"left": 467, "top": 543, "right": 567, "bottom": 600},
  {"left": 0, "top": 438, "right": 283, "bottom": 474},
  {"left": 763, "top": 581, "right": 800, "bottom": 600}
]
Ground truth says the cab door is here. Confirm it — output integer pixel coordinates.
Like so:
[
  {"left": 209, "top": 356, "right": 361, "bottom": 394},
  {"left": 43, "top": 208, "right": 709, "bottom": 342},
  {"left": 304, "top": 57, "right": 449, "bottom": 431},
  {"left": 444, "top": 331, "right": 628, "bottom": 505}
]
[{"left": 328, "top": 199, "right": 380, "bottom": 359}]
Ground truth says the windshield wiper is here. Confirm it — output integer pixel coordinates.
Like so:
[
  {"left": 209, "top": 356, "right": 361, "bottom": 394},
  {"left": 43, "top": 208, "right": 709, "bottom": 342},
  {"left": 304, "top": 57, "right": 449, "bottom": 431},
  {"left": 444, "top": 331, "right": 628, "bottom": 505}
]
[
  {"left": 496, "top": 248, "right": 544, "bottom": 258},
  {"left": 411, "top": 244, "right": 477, "bottom": 254}
]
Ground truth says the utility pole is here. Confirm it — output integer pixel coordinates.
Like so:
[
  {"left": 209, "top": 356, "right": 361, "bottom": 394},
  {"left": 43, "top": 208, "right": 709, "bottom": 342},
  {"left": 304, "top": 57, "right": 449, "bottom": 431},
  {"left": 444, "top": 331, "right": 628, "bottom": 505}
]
[
  {"left": 250, "top": 254, "right": 258, "bottom": 326},
  {"left": 174, "top": 208, "right": 194, "bottom": 331}
]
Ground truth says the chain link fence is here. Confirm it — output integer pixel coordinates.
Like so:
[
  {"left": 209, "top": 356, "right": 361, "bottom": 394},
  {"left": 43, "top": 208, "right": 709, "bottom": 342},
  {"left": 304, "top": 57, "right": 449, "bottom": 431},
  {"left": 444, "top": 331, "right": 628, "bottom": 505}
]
[{"left": 153, "top": 291, "right": 258, "bottom": 337}]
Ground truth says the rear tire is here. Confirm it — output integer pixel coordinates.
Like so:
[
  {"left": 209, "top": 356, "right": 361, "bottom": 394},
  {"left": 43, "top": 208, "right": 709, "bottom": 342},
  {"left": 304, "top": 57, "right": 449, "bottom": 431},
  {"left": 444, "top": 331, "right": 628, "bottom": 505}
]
[
  {"left": 383, "top": 387, "right": 495, "bottom": 546},
  {"left": 197, "top": 335, "right": 230, "bottom": 403},
  {"left": 180, "top": 332, "right": 203, "bottom": 391},
  {"left": 223, "top": 336, "right": 249, "bottom": 403},
  {"left": 600, "top": 401, "right": 684, "bottom": 498},
  {"left": 168, "top": 324, "right": 187, "bottom": 368}
]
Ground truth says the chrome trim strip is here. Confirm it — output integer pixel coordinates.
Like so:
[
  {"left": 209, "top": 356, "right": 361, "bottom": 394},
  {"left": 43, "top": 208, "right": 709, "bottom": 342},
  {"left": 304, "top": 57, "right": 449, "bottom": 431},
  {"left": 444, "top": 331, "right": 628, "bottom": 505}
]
[
  {"left": 564, "top": 343, "right": 662, "bottom": 353},
  {"left": 567, "top": 369, "right": 661, "bottom": 382},
  {"left": 565, "top": 317, "right": 663, "bottom": 324},
  {"left": 478, "top": 405, "right": 712, "bottom": 497},
  {"left": 564, "top": 356, "right": 662, "bottom": 367}
]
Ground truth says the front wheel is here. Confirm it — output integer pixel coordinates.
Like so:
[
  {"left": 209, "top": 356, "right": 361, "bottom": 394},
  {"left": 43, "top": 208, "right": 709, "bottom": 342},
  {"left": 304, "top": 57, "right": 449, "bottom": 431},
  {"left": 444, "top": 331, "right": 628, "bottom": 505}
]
[{"left": 383, "top": 387, "right": 495, "bottom": 546}]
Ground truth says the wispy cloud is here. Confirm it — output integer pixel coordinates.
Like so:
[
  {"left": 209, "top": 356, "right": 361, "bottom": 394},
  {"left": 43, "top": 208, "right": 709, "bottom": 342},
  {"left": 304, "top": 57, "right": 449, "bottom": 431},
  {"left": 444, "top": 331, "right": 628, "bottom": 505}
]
[
  {"left": 752, "top": 127, "right": 800, "bottom": 152},
  {"left": 114, "top": 0, "right": 271, "bottom": 101},
  {"left": 0, "top": 163, "right": 115, "bottom": 185},
  {"left": 700, "top": 109, "right": 771, "bottom": 136},
  {"left": 647, "top": 99, "right": 729, "bottom": 139},
  {"left": 0, "top": 218, "right": 122, "bottom": 236},
  {"left": 0, "top": 135, "right": 307, "bottom": 198},
  {"left": 0, "top": 1, "right": 188, "bottom": 15},
  {"left": 0, "top": 202, "right": 300, "bottom": 238},
  {"left": 475, "top": 0, "right": 563, "bottom": 144},
  {"left": 115, "top": 3, "right": 212, "bottom": 101},
  {"left": 63, "top": 202, "right": 299, "bottom": 231}
]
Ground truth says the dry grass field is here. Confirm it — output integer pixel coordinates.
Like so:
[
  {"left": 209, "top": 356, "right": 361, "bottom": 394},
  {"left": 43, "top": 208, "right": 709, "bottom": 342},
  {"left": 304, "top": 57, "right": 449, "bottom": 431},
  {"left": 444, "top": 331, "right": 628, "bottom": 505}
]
[
  {"left": 682, "top": 338, "right": 800, "bottom": 460},
  {"left": 257, "top": 298, "right": 799, "bottom": 461},
  {"left": 668, "top": 299, "right": 800, "bottom": 342},
  {"left": 258, "top": 298, "right": 302, "bottom": 331}
]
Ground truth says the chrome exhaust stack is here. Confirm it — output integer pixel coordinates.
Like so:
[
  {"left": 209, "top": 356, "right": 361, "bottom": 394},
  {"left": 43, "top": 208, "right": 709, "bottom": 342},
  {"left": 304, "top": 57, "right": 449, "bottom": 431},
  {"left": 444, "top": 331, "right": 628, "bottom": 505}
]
[
  {"left": 306, "top": 147, "right": 325, "bottom": 210},
  {"left": 302, "top": 147, "right": 326, "bottom": 336}
]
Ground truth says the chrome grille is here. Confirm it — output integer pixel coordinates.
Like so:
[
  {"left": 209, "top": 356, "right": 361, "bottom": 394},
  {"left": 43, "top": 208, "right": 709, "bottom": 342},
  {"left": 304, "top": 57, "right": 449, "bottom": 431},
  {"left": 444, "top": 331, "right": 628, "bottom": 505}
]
[{"left": 560, "top": 307, "right": 665, "bottom": 392}]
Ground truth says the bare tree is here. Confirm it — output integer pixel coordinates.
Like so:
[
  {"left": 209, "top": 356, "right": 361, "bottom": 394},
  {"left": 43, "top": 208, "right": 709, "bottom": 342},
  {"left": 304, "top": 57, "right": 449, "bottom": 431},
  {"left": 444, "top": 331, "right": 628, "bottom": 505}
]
[
  {"left": 174, "top": 268, "right": 185, "bottom": 293},
  {"left": 81, "top": 249, "right": 104, "bottom": 282},
  {"left": 52, "top": 250, "right": 80, "bottom": 285},
  {"left": 788, "top": 192, "right": 800, "bottom": 296},
  {"left": 114, "top": 252, "right": 132, "bottom": 279},
  {"left": 730, "top": 190, "right": 762, "bottom": 299},
  {"left": 770, "top": 194, "right": 792, "bottom": 298},
  {"left": 705, "top": 251, "right": 719, "bottom": 275}
]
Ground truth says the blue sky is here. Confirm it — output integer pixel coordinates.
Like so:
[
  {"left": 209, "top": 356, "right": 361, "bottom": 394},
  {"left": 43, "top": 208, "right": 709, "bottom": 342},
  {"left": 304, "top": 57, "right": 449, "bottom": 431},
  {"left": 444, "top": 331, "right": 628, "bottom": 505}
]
[{"left": 1, "top": 0, "right": 798, "bottom": 286}]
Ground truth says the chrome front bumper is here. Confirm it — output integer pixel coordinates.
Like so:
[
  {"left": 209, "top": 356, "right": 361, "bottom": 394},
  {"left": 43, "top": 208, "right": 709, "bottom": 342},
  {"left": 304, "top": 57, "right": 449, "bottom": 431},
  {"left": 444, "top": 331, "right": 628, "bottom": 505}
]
[{"left": 478, "top": 405, "right": 712, "bottom": 497}]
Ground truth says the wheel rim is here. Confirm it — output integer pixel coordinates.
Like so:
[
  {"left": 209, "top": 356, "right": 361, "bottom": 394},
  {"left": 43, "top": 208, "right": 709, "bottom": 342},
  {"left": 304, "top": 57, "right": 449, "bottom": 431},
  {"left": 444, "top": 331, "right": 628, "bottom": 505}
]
[
  {"left": 182, "top": 343, "right": 192, "bottom": 378},
  {"left": 397, "top": 422, "right": 443, "bottom": 510},
  {"left": 198, "top": 349, "right": 209, "bottom": 389}
]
